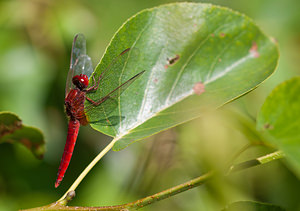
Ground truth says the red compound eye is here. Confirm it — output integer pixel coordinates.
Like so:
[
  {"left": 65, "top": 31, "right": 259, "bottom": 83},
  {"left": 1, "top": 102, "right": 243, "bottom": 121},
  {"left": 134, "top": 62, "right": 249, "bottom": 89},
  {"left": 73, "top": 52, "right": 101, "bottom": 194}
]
[{"left": 72, "top": 74, "right": 89, "bottom": 90}]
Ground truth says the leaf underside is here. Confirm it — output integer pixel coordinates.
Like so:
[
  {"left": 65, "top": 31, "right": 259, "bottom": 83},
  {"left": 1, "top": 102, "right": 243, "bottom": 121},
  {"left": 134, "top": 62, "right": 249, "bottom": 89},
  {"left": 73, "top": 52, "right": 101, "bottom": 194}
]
[{"left": 85, "top": 3, "right": 279, "bottom": 151}]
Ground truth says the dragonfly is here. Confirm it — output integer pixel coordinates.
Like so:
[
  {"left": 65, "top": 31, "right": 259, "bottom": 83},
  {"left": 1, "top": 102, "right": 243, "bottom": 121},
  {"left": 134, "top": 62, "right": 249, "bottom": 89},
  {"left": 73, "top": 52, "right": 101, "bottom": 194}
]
[{"left": 55, "top": 34, "right": 144, "bottom": 188}]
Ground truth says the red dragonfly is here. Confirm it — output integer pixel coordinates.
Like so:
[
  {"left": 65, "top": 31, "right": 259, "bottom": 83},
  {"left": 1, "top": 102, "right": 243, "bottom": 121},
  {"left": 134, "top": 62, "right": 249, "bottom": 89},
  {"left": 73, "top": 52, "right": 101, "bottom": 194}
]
[{"left": 55, "top": 34, "right": 144, "bottom": 188}]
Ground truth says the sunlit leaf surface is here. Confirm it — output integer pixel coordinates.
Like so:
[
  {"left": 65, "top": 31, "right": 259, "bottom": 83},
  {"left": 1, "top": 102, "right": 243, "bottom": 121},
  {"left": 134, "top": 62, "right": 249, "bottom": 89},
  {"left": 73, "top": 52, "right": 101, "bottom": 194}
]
[{"left": 85, "top": 3, "right": 279, "bottom": 150}]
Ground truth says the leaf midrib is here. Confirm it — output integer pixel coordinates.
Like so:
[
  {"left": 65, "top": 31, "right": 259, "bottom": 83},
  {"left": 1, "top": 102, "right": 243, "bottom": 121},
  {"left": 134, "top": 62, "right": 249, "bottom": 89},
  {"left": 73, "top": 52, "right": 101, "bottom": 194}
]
[{"left": 115, "top": 39, "right": 261, "bottom": 141}]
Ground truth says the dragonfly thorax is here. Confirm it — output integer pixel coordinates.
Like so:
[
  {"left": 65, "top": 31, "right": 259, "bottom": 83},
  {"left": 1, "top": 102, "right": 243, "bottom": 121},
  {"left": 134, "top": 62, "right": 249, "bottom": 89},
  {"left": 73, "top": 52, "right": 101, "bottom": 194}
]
[{"left": 72, "top": 74, "right": 89, "bottom": 90}]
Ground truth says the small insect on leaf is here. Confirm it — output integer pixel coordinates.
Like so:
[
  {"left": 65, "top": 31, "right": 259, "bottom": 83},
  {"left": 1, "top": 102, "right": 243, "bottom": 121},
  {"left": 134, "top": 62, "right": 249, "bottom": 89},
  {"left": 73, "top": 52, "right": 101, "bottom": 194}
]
[{"left": 167, "top": 54, "right": 180, "bottom": 65}]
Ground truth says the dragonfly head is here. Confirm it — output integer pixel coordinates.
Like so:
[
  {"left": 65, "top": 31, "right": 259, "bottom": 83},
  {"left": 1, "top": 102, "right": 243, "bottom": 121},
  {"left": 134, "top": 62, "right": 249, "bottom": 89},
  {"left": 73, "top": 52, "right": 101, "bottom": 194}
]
[{"left": 72, "top": 74, "right": 89, "bottom": 90}]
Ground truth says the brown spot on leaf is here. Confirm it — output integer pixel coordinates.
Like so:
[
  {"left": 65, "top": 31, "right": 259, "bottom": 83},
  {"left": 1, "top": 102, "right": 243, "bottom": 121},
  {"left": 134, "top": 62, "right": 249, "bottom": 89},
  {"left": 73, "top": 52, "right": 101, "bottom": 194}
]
[
  {"left": 193, "top": 82, "right": 205, "bottom": 95},
  {"left": 264, "top": 123, "right": 274, "bottom": 130},
  {"left": 211, "top": 33, "right": 215, "bottom": 37},
  {"left": 220, "top": 33, "right": 225, "bottom": 37},
  {"left": 249, "top": 41, "right": 260, "bottom": 58},
  {"left": 20, "top": 139, "right": 32, "bottom": 149},
  {"left": 154, "top": 78, "right": 158, "bottom": 83},
  {"left": 34, "top": 145, "right": 45, "bottom": 159},
  {"left": 164, "top": 64, "right": 169, "bottom": 69},
  {"left": 218, "top": 58, "right": 222, "bottom": 62},
  {"left": 0, "top": 120, "right": 22, "bottom": 137}
]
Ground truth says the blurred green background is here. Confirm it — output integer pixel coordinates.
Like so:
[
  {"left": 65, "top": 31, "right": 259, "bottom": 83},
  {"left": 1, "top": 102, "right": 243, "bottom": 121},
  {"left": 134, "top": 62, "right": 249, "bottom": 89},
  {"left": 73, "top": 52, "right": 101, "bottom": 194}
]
[{"left": 0, "top": 0, "right": 299, "bottom": 210}]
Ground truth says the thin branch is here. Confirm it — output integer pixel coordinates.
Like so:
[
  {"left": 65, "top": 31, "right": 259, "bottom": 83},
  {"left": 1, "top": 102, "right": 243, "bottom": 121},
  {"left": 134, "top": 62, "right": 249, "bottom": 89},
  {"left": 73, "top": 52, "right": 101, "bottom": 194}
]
[
  {"left": 227, "top": 150, "right": 285, "bottom": 174},
  {"left": 22, "top": 150, "right": 284, "bottom": 211},
  {"left": 124, "top": 171, "right": 214, "bottom": 210}
]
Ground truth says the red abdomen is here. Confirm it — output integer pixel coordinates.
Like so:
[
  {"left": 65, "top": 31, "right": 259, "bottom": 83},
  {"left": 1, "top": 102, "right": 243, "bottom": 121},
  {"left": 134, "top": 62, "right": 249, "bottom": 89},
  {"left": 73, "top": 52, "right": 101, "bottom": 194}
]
[{"left": 55, "top": 120, "right": 80, "bottom": 188}]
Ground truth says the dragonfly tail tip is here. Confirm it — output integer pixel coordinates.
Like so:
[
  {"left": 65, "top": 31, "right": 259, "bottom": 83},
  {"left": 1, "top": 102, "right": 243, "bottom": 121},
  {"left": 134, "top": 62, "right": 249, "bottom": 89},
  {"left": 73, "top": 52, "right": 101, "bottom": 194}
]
[{"left": 55, "top": 181, "right": 60, "bottom": 188}]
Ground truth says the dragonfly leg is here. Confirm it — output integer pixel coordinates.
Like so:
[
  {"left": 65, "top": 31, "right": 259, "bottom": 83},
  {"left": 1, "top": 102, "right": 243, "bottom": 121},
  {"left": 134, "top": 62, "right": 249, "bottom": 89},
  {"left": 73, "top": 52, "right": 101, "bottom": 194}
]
[
  {"left": 85, "top": 76, "right": 97, "bottom": 92},
  {"left": 86, "top": 75, "right": 102, "bottom": 93},
  {"left": 86, "top": 96, "right": 108, "bottom": 106}
]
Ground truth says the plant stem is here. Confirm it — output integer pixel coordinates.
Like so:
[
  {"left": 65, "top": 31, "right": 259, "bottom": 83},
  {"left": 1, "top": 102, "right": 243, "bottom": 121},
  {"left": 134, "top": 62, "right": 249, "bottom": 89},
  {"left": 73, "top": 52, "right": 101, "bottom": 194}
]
[
  {"left": 23, "top": 150, "right": 284, "bottom": 210},
  {"left": 57, "top": 138, "right": 119, "bottom": 205},
  {"left": 258, "top": 150, "right": 285, "bottom": 164},
  {"left": 123, "top": 171, "right": 214, "bottom": 210},
  {"left": 123, "top": 150, "right": 285, "bottom": 210},
  {"left": 227, "top": 150, "right": 285, "bottom": 174}
]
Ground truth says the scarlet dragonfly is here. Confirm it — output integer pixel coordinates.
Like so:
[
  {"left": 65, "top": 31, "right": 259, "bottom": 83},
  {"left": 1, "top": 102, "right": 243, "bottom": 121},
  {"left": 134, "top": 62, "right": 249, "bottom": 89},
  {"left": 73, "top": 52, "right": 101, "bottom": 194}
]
[{"left": 55, "top": 34, "right": 144, "bottom": 188}]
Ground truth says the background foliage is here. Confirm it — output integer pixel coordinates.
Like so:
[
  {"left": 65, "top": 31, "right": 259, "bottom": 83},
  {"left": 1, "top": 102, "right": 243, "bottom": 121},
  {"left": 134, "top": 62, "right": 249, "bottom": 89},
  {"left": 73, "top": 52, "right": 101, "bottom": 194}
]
[{"left": 0, "top": 0, "right": 299, "bottom": 210}]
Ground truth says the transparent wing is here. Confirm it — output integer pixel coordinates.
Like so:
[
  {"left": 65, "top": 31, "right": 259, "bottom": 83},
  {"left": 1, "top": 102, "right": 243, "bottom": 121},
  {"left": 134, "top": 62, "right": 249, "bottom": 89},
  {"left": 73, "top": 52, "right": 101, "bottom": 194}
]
[
  {"left": 73, "top": 55, "right": 93, "bottom": 78},
  {"left": 90, "top": 48, "right": 140, "bottom": 100},
  {"left": 90, "top": 116, "right": 125, "bottom": 126},
  {"left": 65, "top": 33, "right": 87, "bottom": 97},
  {"left": 98, "top": 48, "right": 130, "bottom": 81},
  {"left": 85, "top": 70, "right": 145, "bottom": 125}
]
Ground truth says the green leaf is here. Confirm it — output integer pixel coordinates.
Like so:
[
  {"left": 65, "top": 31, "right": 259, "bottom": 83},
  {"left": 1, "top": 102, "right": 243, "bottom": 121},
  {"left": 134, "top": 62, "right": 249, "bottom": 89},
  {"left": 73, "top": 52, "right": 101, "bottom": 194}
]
[
  {"left": 222, "top": 201, "right": 285, "bottom": 211},
  {"left": 85, "top": 2, "right": 279, "bottom": 150},
  {"left": 0, "top": 111, "right": 45, "bottom": 159},
  {"left": 257, "top": 77, "right": 300, "bottom": 176}
]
